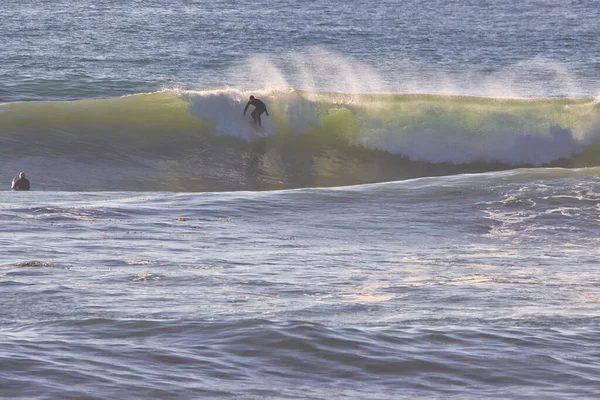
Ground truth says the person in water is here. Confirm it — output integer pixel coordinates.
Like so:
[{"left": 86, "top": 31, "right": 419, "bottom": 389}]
[
  {"left": 12, "top": 172, "right": 31, "bottom": 191},
  {"left": 243, "top": 95, "right": 269, "bottom": 127}
]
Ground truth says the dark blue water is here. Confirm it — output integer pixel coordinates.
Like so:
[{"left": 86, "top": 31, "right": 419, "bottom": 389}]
[{"left": 2, "top": 0, "right": 599, "bottom": 101}]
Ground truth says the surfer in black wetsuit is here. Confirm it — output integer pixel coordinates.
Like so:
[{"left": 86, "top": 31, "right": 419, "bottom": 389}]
[
  {"left": 11, "top": 172, "right": 30, "bottom": 191},
  {"left": 243, "top": 95, "right": 269, "bottom": 127}
]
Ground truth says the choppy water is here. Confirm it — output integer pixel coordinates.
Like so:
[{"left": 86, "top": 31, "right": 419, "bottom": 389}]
[
  {"left": 2, "top": 0, "right": 600, "bottom": 399},
  {"left": 3, "top": 171, "right": 600, "bottom": 399}
]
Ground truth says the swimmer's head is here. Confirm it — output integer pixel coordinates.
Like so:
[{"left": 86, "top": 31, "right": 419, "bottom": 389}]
[
  {"left": 249, "top": 95, "right": 255, "bottom": 100},
  {"left": 19, "top": 172, "right": 25, "bottom": 178}
]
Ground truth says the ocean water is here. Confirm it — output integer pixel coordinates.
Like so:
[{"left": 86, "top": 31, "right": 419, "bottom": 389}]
[{"left": 1, "top": 0, "right": 600, "bottom": 399}]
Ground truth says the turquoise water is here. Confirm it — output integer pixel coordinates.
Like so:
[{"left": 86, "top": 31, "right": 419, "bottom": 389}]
[{"left": 2, "top": 1, "right": 600, "bottom": 399}]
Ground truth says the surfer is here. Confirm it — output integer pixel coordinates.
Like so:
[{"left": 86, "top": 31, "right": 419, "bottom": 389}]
[
  {"left": 11, "top": 172, "right": 31, "bottom": 191},
  {"left": 243, "top": 95, "right": 269, "bottom": 127}
]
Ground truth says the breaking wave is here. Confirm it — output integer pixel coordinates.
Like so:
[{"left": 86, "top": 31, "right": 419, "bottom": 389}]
[{"left": 1, "top": 89, "right": 600, "bottom": 191}]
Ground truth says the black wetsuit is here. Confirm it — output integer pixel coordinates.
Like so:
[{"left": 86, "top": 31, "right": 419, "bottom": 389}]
[
  {"left": 12, "top": 177, "right": 30, "bottom": 191},
  {"left": 243, "top": 98, "right": 269, "bottom": 126}
]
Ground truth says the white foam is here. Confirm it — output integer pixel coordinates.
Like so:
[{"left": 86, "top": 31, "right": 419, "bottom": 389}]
[{"left": 183, "top": 89, "right": 276, "bottom": 140}]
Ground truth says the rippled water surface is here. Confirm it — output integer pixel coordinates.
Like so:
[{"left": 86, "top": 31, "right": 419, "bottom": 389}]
[{"left": 2, "top": 171, "right": 600, "bottom": 398}]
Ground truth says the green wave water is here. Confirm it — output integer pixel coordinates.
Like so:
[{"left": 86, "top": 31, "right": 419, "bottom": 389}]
[{"left": 1, "top": 89, "right": 599, "bottom": 191}]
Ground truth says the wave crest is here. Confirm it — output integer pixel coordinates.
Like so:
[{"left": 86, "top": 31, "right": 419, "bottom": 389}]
[{"left": 1, "top": 90, "right": 599, "bottom": 191}]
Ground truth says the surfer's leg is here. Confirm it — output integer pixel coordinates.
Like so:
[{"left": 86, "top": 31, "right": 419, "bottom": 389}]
[
  {"left": 251, "top": 109, "right": 258, "bottom": 124},
  {"left": 256, "top": 109, "right": 264, "bottom": 126}
]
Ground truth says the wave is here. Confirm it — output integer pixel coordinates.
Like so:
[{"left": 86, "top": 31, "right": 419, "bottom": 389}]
[{"left": 1, "top": 89, "right": 600, "bottom": 191}]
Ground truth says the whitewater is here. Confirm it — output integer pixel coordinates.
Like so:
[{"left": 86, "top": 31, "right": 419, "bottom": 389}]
[{"left": 2, "top": 0, "right": 600, "bottom": 399}]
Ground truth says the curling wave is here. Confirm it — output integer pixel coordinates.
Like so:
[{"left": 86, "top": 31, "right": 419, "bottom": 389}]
[{"left": 1, "top": 89, "right": 599, "bottom": 191}]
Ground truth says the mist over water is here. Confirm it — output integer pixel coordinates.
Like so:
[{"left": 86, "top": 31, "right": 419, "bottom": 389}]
[{"left": 226, "top": 50, "right": 597, "bottom": 100}]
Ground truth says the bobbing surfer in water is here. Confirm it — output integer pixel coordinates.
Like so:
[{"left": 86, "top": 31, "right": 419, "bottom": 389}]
[
  {"left": 11, "top": 172, "right": 30, "bottom": 191},
  {"left": 243, "top": 95, "right": 269, "bottom": 127}
]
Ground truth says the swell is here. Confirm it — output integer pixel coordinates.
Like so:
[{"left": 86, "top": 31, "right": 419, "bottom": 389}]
[
  {"left": 1, "top": 89, "right": 599, "bottom": 191},
  {"left": 2, "top": 319, "right": 599, "bottom": 398}
]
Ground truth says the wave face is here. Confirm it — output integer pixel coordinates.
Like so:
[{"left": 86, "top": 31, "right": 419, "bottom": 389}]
[{"left": 1, "top": 89, "right": 600, "bottom": 191}]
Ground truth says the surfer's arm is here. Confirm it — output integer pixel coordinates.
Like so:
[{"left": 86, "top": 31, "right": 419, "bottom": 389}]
[
  {"left": 243, "top": 101, "right": 250, "bottom": 115},
  {"left": 260, "top": 100, "right": 269, "bottom": 116}
]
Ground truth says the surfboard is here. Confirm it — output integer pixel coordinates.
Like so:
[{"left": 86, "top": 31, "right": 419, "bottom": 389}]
[
  {"left": 249, "top": 118, "right": 262, "bottom": 129},
  {"left": 248, "top": 119, "right": 267, "bottom": 137}
]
